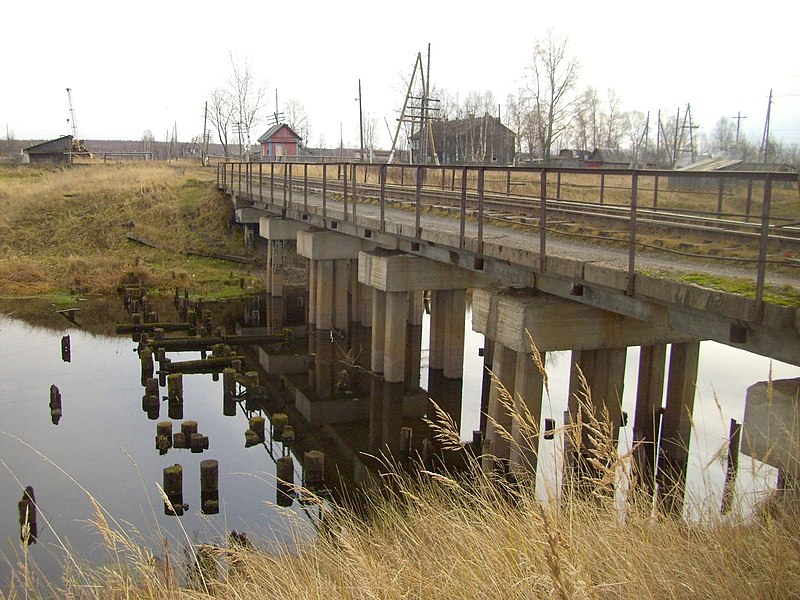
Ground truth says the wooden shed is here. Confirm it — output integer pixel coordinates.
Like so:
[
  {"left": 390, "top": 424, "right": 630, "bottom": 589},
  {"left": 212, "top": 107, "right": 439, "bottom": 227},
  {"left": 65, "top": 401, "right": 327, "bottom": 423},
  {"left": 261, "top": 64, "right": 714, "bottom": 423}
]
[
  {"left": 23, "top": 135, "right": 73, "bottom": 165},
  {"left": 257, "top": 124, "right": 302, "bottom": 160},
  {"left": 585, "top": 147, "right": 633, "bottom": 169}
]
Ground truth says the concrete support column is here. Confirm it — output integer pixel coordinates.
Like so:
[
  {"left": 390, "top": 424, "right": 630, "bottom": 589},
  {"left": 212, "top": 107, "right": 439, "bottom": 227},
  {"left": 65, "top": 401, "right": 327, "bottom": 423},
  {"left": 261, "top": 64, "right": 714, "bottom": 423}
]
[
  {"left": 358, "top": 282, "right": 373, "bottom": 326},
  {"left": 307, "top": 259, "right": 317, "bottom": 328},
  {"left": 482, "top": 342, "right": 517, "bottom": 472},
  {"left": 384, "top": 291, "right": 409, "bottom": 383},
  {"left": 510, "top": 350, "right": 545, "bottom": 479},
  {"left": 565, "top": 347, "right": 627, "bottom": 493},
  {"left": 479, "top": 338, "right": 494, "bottom": 435},
  {"left": 349, "top": 260, "right": 360, "bottom": 324},
  {"left": 657, "top": 341, "right": 700, "bottom": 516},
  {"left": 382, "top": 381, "right": 404, "bottom": 455},
  {"left": 429, "top": 290, "right": 448, "bottom": 371},
  {"left": 370, "top": 289, "right": 386, "bottom": 374},
  {"left": 368, "top": 375, "right": 383, "bottom": 452},
  {"left": 408, "top": 291, "right": 425, "bottom": 326},
  {"left": 333, "top": 259, "right": 350, "bottom": 331},
  {"left": 405, "top": 322, "right": 423, "bottom": 388},
  {"left": 443, "top": 289, "right": 467, "bottom": 379},
  {"left": 268, "top": 241, "right": 284, "bottom": 297},
  {"left": 315, "top": 259, "right": 334, "bottom": 330},
  {"left": 633, "top": 344, "right": 667, "bottom": 498}
]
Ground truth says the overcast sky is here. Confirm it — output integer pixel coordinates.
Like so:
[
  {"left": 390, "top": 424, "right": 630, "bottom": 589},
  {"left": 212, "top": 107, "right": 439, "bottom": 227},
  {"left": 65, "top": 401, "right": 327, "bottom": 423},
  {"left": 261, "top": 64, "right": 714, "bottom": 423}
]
[{"left": 3, "top": 0, "right": 798, "bottom": 151}]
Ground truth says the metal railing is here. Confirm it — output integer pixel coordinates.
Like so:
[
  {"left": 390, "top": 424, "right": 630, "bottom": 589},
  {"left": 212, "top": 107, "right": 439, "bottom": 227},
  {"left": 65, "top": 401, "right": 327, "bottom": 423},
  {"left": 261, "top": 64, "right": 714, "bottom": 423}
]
[{"left": 218, "top": 161, "right": 799, "bottom": 320}]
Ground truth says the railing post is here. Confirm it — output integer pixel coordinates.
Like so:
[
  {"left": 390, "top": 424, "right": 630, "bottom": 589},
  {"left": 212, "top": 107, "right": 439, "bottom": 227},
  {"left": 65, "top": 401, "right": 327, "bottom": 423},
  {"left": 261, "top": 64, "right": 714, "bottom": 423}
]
[
  {"left": 259, "top": 163, "right": 263, "bottom": 202},
  {"left": 401, "top": 165, "right": 405, "bottom": 187},
  {"left": 755, "top": 175, "right": 772, "bottom": 321},
  {"left": 238, "top": 162, "right": 242, "bottom": 192},
  {"left": 380, "top": 164, "right": 386, "bottom": 232},
  {"left": 352, "top": 164, "right": 357, "bottom": 222},
  {"left": 600, "top": 172, "right": 605, "bottom": 205},
  {"left": 415, "top": 165, "right": 422, "bottom": 238},
  {"left": 460, "top": 167, "right": 468, "bottom": 249},
  {"left": 451, "top": 168, "right": 456, "bottom": 192},
  {"left": 539, "top": 169, "right": 547, "bottom": 273},
  {"left": 322, "top": 163, "right": 328, "bottom": 219},
  {"left": 288, "top": 163, "right": 294, "bottom": 210},
  {"left": 506, "top": 168, "right": 511, "bottom": 196},
  {"left": 627, "top": 171, "right": 639, "bottom": 296},
  {"left": 282, "top": 164, "right": 287, "bottom": 210},
  {"left": 477, "top": 167, "right": 485, "bottom": 254},
  {"left": 745, "top": 179, "right": 753, "bottom": 223},
  {"left": 653, "top": 174, "right": 659, "bottom": 210},
  {"left": 556, "top": 171, "right": 562, "bottom": 200},
  {"left": 717, "top": 177, "right": 724, "bottom": 219},
  {"left": 343, "top": 162, "right": 349, "bottom": 220},
  {"left": 303, "top": 163, "right": 308, "bottom": 211},
  {"left": 270, "top": 163, "right": 274, "bottom": 202}
]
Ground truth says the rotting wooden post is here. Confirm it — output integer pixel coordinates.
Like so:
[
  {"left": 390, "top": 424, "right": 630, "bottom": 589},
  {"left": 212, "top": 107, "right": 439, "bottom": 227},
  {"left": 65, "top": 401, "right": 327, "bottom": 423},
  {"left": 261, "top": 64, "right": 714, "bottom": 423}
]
[
  {"left": 222, "top": 368, "right": 237, "bottom": 416},
  {"left": 163, "top": 464, "right": 187, "bottom": 516},
  {"left": 400, "top": 427, "right": 413, "bottom": 459},
  {"left": 276, "top": 455, "right": 294, "bottom": 507},
  {"left": 167, "top": 373, "right": 183, "bottom": 402},
  {"left": 156, "top": 421, "right": 173, "bottom": 455},
  {"left": 49, "top": 384, "right": 62, "bottom": 425},
  {"left": 140, "top": 348, "right": 154, "bottom": 383},
  {"left": 18, "top": 486, "right": 37, "bottom": 544},
  {"left": 182, "top": 420, "right": 198, "bottom": 438},
  {"left": 303, "top": 450, "right": 325, "bottom": 490},
  {"left": 190, "top": 433, "right": 208, "bottom": 453},
  {"left": 200, "top": 459, "right": 220, "bottom": 515},
  {"left": 173, "top": 431, "right": 186, "bottom": 449},
  {"left": 721, "top": 418, "right": 742, "bottom": 514},
  {"left": 61, "top": 335, "right": 71, "bottom": 363},
  {"left": 281, "top": 425, "right": 295, "bottom": 447},
  {"left": 272, "top": 413, "right": 288, "bottom": 441},
  {"left": 250, "top": 416, "right": 265, "bottom": 443}
]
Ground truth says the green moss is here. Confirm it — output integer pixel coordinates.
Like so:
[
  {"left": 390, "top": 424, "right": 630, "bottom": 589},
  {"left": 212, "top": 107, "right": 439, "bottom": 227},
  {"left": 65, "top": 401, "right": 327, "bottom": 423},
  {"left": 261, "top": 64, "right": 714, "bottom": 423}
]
[{"left": 645, "top": 270, "right": 800, "bottom": 306}]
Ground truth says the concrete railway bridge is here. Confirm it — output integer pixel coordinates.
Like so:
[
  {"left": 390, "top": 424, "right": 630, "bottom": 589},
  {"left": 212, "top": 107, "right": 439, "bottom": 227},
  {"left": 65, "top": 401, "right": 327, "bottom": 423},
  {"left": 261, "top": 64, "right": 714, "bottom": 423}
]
[{"left": 217, "top": 160, "right": 800, "bottom": 513}]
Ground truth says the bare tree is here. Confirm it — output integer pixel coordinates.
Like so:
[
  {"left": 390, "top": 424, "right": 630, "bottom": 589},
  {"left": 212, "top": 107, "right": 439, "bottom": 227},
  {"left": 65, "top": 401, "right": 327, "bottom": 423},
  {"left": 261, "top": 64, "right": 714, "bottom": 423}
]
[
  {"left": 227, "top": 52, "right": 267, "bottom": 158},
  {"left": 208, "top": 87, "right": 234, "bottom": 157},
  {"left": 140, "top": 130, "right": 154, "bottom": 154},
  {"left": 522, "top": 30, "right": 580, "bottom": 162},
  {"left": 625, "top": 111, "right": 649, "bottom": 163},
  {"left": 284, "top": 99, "right": 311, "bottom": 147},
  {"left": 710, "top": 116, "right": 736, "bottom": 152},
  {"left": 603, "top": 89, "right": 625, "bottom": 148}
]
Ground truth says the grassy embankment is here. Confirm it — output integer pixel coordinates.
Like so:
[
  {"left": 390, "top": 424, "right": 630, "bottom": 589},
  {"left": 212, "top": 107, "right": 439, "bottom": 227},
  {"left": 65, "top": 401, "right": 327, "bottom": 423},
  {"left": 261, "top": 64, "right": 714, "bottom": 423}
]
[
  {"left": 7, "top": 368, "right": 799, "bottom": 599},
  {"left": 0, "top": 162, "right": 261, "bottom": 306}
]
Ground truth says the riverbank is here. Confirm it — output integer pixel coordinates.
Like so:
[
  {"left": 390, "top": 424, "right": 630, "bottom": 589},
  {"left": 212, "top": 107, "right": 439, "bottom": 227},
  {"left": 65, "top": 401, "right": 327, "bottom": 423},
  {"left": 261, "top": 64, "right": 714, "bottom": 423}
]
[{"left": 0, "top": 162, "right": 262, "bottom": 304}]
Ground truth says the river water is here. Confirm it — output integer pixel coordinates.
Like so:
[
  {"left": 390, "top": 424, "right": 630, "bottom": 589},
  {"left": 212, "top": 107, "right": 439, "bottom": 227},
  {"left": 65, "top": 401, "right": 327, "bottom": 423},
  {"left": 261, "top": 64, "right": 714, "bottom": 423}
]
[{"left": 2, "top": 299, "right": 799, "bottom": 588}]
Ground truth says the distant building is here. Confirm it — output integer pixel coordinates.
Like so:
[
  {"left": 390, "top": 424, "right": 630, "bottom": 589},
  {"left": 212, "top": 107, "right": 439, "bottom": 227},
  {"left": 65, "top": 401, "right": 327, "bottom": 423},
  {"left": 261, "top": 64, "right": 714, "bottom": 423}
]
[
  {"left": 257, "top": 124, "right": 302, "bottom": 160},
  {"left": 556, "top": 149, "right": 591, "bottom": 167},
  {"left": 669, "top": 150, "right": 797, "bottom": 189},
  {"left": 585, "top": 148, "right": 633, "bottom": 169},
  {"left": 23, "top": 135, "right": 73, "bottom": 165},
  {"left": 411, "top": 115, "right": 516, "bottom": 165}
]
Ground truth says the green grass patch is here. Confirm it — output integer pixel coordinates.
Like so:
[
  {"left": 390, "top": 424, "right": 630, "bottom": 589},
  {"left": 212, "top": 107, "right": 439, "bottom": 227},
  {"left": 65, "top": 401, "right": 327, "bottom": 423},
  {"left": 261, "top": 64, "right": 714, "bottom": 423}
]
[{"left": 659, "top": 271, "right": 800, "bottom": 306}]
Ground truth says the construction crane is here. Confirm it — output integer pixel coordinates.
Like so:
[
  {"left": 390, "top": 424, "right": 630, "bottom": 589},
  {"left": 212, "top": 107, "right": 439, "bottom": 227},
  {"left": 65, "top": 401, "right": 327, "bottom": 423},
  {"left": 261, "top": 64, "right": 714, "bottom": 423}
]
[{"left": 65, "top": 87, "right": 90, "bottom": 155}]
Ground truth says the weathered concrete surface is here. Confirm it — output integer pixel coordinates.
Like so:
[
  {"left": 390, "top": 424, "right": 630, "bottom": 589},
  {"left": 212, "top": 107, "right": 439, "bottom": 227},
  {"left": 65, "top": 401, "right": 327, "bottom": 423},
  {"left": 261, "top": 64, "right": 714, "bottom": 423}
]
[
  {"left": 259, "top": 217, "right": 307, "bottom": 240},
  {"left": 742, "top": 378, "right": 800, "bottom": 477},
  {"left": 358, "top": 250, "right": 487, "bottom": 292},
  {"left": 472, "top": 288, "right": 696, "bottom": 353},
  {"left": 297, "top": 229, "right": 364, "bottom": 260}
]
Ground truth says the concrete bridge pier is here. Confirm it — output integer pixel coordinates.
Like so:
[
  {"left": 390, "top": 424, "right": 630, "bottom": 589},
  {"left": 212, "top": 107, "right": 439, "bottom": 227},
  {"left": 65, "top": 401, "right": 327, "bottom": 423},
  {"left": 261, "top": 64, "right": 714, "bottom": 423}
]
[
  {"left": 297, "top": 229, "right": 362, "bottom": 332},
  {"left": 656, "top": 341, "right": 700, "bottom": 516},
  {"left": 259, "top": 217, "right": 306, "bottom": 298},
  {"left": 472, "top": 289, "right": 696, "bottom": 494}
]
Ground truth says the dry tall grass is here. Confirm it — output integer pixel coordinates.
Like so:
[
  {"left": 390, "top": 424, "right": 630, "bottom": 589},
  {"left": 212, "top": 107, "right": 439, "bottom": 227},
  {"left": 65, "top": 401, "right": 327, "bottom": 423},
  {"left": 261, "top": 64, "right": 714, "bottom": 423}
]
[
  {"left": 5, "top": 348, "right": 797, "bottom": 599},
  {"left": 0, "top": 163, "right": 252, "bottom": 297}
]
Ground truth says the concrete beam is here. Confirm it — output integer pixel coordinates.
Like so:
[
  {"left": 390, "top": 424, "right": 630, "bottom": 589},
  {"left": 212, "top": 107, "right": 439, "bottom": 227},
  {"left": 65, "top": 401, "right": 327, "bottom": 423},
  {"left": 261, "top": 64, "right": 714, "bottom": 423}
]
[
  {"left": 297, "top": 229, "right": 363, "bottom": 260},
  {"left": 472, "top": 288, "right": 695, "bottom": 353},
  {"left": 259, "top": 217, "right": 307, "bottom": 240},
  {"left": 358, "top": 250, "right": 484, "bottom": 292}
]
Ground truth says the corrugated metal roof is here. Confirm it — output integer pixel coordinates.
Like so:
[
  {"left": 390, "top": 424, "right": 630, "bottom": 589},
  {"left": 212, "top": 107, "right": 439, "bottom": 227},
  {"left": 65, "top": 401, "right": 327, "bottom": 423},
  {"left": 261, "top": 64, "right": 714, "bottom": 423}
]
[
  {"left": 24, "top": 135, "right": 73, "bottom": 153},
  {"left": 678, "top": 155, "right": 743, "bottom": 172},
  {"left": 587, "top": 147, "right": 633, "bottom": 164}
]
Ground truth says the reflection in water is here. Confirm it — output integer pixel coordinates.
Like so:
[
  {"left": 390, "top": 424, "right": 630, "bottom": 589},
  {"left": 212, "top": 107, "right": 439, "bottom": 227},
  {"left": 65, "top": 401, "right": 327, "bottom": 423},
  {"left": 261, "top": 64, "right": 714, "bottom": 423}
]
[{"left": 3, "top": 290, "right": 800, "bottom": 589}]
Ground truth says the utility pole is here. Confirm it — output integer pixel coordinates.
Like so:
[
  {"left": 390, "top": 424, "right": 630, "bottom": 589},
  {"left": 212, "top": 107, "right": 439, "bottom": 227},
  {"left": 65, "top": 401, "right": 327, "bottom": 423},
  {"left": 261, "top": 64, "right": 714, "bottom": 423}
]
[
  {"left": 202, "top": 101, "right": 208, "bottom": 165},
  {"left": 760, "top": 89, "right": 773, "bottom": 164},
  {"left": 357, "top": 79, "right": 364, "bottom": 162},
  {"left": 731, "top": 110, "right": 747, "bottom": 145}
]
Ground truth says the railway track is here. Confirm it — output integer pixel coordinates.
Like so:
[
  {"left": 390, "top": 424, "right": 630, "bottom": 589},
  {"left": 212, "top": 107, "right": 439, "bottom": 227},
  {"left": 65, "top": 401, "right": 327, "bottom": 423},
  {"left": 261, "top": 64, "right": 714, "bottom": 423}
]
[{"left": 240, "top": 175, "right": 800, "bottom": 251}]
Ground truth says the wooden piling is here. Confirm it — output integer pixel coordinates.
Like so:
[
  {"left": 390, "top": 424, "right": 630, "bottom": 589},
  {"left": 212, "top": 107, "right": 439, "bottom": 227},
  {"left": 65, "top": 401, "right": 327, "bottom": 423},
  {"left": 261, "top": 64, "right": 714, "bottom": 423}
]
[
  {"left": 223, "top": 368, "right": 237, "bottom": 416},
  {"left": 182, "top": 420, "right": 198, "bottom": 438},
  {"left": 303, "top": 450, "right": 325, "bottom": 489},
  {"left": 156, "top": 421, "right": 173, "bottom": 454},
  {"left": 61, "top": 335, "right": 71, "bottom": 363},
  {"left": 167, "top": 373, "right": 183, "bottom": 402},
  {"left": 400, "top": 427, "right": 413, "bottom": 458},
  {"left": 190, "top": 433, "right": 209, "bottom": 453},
  {"left": 721, "top": 418, "right": 742, "bottom": 514},
  {"left": 276, "top": 455, "right": 294, "bottom": 507},
  {"left": 49, "top": 384, "right": 62, "bottom": 425},
  {"left": 140, "top": 348, "right": 154, "bottom": 382},
  {"left": 200, "top": 459, "right": 219, "bottom": 515},
  {"left": 281, "top": 425, "right": 295, "bottom": 446},
  {"left": 173, "top": 432, "right": 187, "bottom": 449},
  {"left": 18, "top": 486, "right": 37, "bottom": 544},
  {"left": 163, "top": 464, "right": 186, "bottom": 516},
  {"left": 250, "top": 416, "right": 265, "bottom": 443},
  {"left": 272, "top": 413, "right": 288, "bottom": 440}
]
